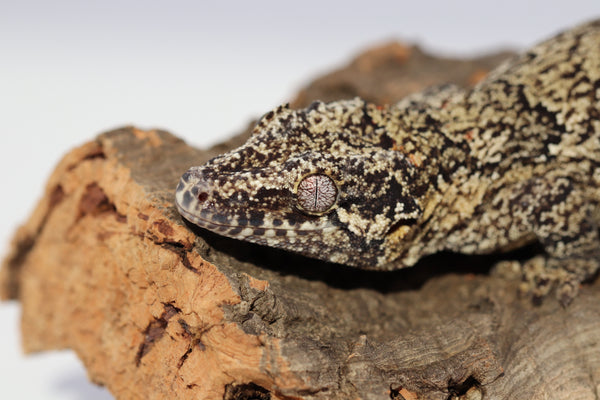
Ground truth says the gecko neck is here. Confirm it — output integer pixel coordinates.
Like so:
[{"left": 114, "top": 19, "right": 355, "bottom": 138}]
[
  {"left": 380, "top": 98, "right": 473, "bottom": 199},
  {"left": 370, "top": 97, "right": 476, "bottom": 265}
]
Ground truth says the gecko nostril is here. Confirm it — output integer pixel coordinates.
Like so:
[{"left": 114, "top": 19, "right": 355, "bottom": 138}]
[{"left": 197, "top": 192, "right": 209, "bottom": 202}]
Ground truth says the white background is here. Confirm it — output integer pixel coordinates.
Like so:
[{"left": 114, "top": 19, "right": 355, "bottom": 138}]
[{"left": 1, "top": 1, "right": 598, "bottom": 398}]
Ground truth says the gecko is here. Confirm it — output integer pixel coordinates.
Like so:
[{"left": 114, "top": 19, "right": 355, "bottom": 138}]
[{"left": 175, "top": 20, "right": 600, "bottom": 305}]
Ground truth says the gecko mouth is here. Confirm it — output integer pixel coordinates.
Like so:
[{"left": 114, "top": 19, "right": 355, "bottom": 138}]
[{"left": 177, "top": 204, "right": 335, "bottom": 241}]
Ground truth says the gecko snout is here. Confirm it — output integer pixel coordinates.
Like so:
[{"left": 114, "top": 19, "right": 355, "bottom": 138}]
[
  {"left": 175, "top": 167, "right": 251, "bottom": 232},
  {"left": 174, "top": 168, "right": 215, "bottom": 216}
]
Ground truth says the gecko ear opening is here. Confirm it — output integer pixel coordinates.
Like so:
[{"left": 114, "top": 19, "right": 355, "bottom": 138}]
[
  {"left": 385, "top": 197, "right": 422, "bottom": 240},
  {"left": 386, "top": 217, "right": 419, "bottom": 237}
]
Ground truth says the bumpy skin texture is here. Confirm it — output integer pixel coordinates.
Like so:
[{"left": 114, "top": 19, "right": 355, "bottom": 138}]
[{"left": 176, "top": 20, "right": 600, "bottom": 304}]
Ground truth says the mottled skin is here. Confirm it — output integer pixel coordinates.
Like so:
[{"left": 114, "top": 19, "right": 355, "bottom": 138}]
[{"left": 176, "top": 21, "right": 600, "bottom": 304}]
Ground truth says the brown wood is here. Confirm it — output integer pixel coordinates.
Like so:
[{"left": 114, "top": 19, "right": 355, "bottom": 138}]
[{"left": 2, "top": 43, "right": 600, "bottom": 400}]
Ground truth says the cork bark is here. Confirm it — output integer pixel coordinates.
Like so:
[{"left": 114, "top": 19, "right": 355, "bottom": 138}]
[{"left": 2, "top": 43, "right": 600, "bottom": 400}]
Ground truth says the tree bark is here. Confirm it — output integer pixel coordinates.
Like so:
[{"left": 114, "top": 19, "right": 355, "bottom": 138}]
[{"left": 2, "top": 43, "right": 599, "bottom": 400}]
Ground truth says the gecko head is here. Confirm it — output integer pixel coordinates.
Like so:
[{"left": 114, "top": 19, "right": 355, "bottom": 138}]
[{"left": 175, "top": 99, "right": 423, "bottom": 268}]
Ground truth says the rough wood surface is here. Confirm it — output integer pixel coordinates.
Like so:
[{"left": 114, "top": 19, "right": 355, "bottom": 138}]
[{"left": 2, "top": 43, "right": 600, "bottom": 400}]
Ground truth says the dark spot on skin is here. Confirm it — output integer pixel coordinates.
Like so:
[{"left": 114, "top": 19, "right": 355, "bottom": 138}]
[
  {"left": 307, "top": 101, "right": 323, "bottom": 112},
  {"left": 253, "top": 228, "right": 265, "bottom": 236},
  {"left": 249, "top": 210, "right": 265, "bottom": 226},
  {"left": 229, "top": 227, "right": 243, "bottom": 236},
  {"left": 236, "top": 214, "right": 249, "bottom": 226},
  {"left": 379, "top": 133, "right": 395, "bottom": 149},
  {"left": 253, "top": 152, "right": 266, "bottom": 162},
  {"left": 254, "top": 187, "right": 289, "bottom": 209},
  {"left": 272, "top": 219, "right": 283, "bottom": 226},
  {"left": 362, "top": 168, "right": 390, "bottom": 185},
  {"left": 200, "top": 209, "right": 211, "bottom": 219},
  {"left": 282, "top": 212, "right": 308, "bottom": 227},
  {"left": 179, "top": 171, "right": 192, "bottom": 184},
  {"left": 182, "top": 191, "right": 194, "bottom": 209},
  {"left": 212, "top": 213, "right": 229, "bottom": 225},
  {"left": 275, "top": 229, "right": 287, "bottom": 236},
  {"left": 190, "top": 186, "right": 199, "bottom": 196}
]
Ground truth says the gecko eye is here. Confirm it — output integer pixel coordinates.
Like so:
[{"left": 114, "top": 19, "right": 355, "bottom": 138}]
[{"left": 296, "top": 174, "right": 338, "bottom": 214}]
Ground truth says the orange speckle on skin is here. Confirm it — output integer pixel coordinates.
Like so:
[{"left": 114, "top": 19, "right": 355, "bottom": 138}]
[
  {"left": 408, "top": 153, "right": 423, "bottom": 167},
  {"left": 392, "top": 143, "right": 405, "bottom": 152}
]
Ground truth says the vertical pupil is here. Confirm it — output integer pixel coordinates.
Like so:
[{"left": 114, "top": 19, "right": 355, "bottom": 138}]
[{"left": 313, "top": 176, "right": 319, "bottom": 209}]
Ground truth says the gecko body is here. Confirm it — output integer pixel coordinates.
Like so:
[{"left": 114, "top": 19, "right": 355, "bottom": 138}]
[{"left": 176, "top": 21, "right": 600, "bottom": 304}]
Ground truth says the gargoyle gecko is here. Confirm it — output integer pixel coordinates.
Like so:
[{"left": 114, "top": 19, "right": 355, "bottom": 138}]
[{"left": 176, "top": 20, "right": 600, "bottom": 304}]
